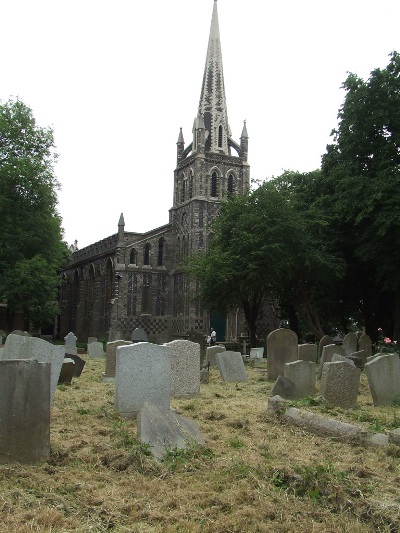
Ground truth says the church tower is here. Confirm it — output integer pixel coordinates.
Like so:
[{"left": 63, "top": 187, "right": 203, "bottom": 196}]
[{"left": 169, "top": 0, "right": 250, "bottom": 336}]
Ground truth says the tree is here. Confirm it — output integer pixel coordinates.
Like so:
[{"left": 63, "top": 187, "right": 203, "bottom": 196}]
[{"left": 0, "top": 98, "right": 69, "bottom": 329}]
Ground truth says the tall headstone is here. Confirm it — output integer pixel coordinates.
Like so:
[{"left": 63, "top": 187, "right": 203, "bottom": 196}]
[
  {"left": 88, "top": 341, "right": 106, "bottom": 359},
  {"left": 103, "top": 340, "right": 132, "bottom": 382},
  {"left": 65, "top": 353, "right": 86, "bottom": 377},
  {"left": 0, "top": 359, "right": 50, "bottom": 463},
  {"left": 64, "top": 332, "right": 77, "bottom": 356},
  {"left": 364, "top": 354, "right": 400, "bottom": 406},
  {"left": 298, "top": 344, "right": 317, "bottom": 363},
  {"left": 58, "top": 358, "right": 75, "bottom": 384},
  {"left": 320, "top": 361, "right": 360, "bottom": 409},
  {"left": 115, "top": 343, "right": 171, "bottom": 418},
  {"left": 205, "top": 345, "right": 226, "bottom": 367},
  {"left": 358, "top": 334, "right": 372, "bottom": 358},
  {"left": 343, "top": 333, "right": 358, "bottom": 356},
  {"left": 131, "top": 328, "right": 148, "bottom": 343},
  {"left": 284, "top": 360, "right": 316, "bottom": 399},
  {"left": 215, "top": 351, "right": 248, "bottom": 383},
  {"left": 163, "top": 340, "right": 200, "bottom": 397},
  {"left": 267, "top": 328, "right": 298, "bottom": 381},
  {"left": 317, "top": 335, "right": 334, "bottom": 361},
  {"left": 318, "top": 344, "right": 345, "bottom": 379}
]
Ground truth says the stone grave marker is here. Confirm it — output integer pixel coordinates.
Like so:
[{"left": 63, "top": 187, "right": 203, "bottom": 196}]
[
  {"left": 331, "top": 353, "right": 355, "bottom": 366},
  {"left": 298, "top": 344, "right": 317, "bottom": 362},
  {"left": 284, "top": 360, "right": 316, "bottom": 399},
  {"left": 64, "top": 331, "right": 77, "bottom": 356},
  {"left": 0, "top": 359, "right": 50, "bottom": 463},
  {"left": 58, "top": 358, "right": 75, "bottom": 384},
  {"left": 87, "top": 336, "right": 97, "bottom": 345},
  {"left": 88, "top": 341, "right": 105, "bottom": 359},
  {"left": 317, "top": 335, "right": 334, "bottom": 361},
  {"left": 10, "top": 330, "right": 30, "bottom": 336},
  {"left": 200, "top": 367, "right": 209, "bottom": 384},
  {"left": 215, "top": 351, "right": 248, "bottom": 383},
  {"left": 343, "top": 333, "right": 358, "bottom": 356},
  {"left": 364, "top": 354, "right": 400, "bottom": 406},
  {"left": 0, "top": 330, "right": 5, "bottom": 344},
  {"left": 103, "top": 340, "right": 132, "bottom": 382},
  {"left": 115, "top": 342, "right": 171, "bottom": 418},
  {"left": 271, "top": 375, "right": 295, "bottom": 399},
  {"left": 131, "top": 328, "right": 148, "bottom": 343},
  {"left": 163, "top": 340, "right": 200, "bottom": 397},
  {"left": 358, "top": 334, "right": 372, "bottom": 359},
  {"left": 320, "top": 361, "right": 360, "bottom": 409},
  {"left": 65, "top": 353, "right": 86, "bottom": 377},
  {"left": 318, "top": 344, "right": 345, "bottom": 378},
  {"left": 205, "top": 345, "right": 226, "bottom": 367},
  {"left": 349, "top": 350, "right": 367, "bottom": 366},
  {"left": 249, "top": 347, "right": 264, "bottom": 359},
  {"left": 267, "top": 328, "right": 298, "bottom": 381}
]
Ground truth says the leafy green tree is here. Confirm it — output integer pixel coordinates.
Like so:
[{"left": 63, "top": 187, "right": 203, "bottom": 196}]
[{"left": 0, "top": 98, "right": 69, "bottom": 329}]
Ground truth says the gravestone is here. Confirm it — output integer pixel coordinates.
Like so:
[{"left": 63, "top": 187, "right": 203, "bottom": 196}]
[
  {"left": 0, "top": 359, "right": 50, "bottom": 463},
  {"left": 358, "top": 334, "right": 372, "bottom": 359},
  {"left": 331, "top": 353, "right": 355, "bottom": 366},
  {"left": 364, "top": 354, "right": 400, "bottom": 406},
  {"left": 10, "top": 330, "right": 30, "bottom": 336},
  {"left": 215, "top": 351, "right": 248, "bottom": 383},
  {"left": 88, "top": 341, "right": 105, "bottom": 359},
  {"left": 58, "top": 358, "right": 75, "bottom": 384},
  {"left": 320, "top": 361, "right": 360, "bottom": 409},
  {"left": 317, "top": 335, "right": 334, "bottom": 360},
  {"left": 64, "top": 332, "right": 77, "bottom": 356},
  {"left": 137, "top": 402, "right": 204, "bottom": 460},
  {"left": 115, "top": 342, "right": 171, "bottom": 418},
  {"left": 200, "top": 367, "right": 209, "bottom": 384},
  {"left": 298, "top": 344, "right": 317, "bottom": 363},
  {"left": 1, "top": 334, "right": 64, "bottom": 405},
  {"left": 103, "top": 340, "right": 132, "bottom": 382},
  {"left": 343, "top": 333, "right": 358, "bottom": 356},
  {"left": 250, "top": 347, "right": 264, "bottom": 359},
  {"left": 318, "top": 344, "right": 345, "bottom": 379},
  {"left": 284, "top": 360, "right": 316, "bottom": 399},
  {"left": 271, "top": 375, "right": 295, "bottom": 399},
  {"left": 349, "top": 350, "right": 367, "bottom": 366},
  {"left": 65, "top": 353, "right": 86, "bottom": 377},
  {"left": 0, "top": 330, "right": 5, "bottom": 344},
  {"left": 267, "top": 328, "right": 298, "bottom": 381},
  {"left": 163, "top": 340, "right": 200, "bottom": 397},
  {"left": 131, "top": 328, "right": 148, "bottom": 343},
  {"left": 87, "top": 337, "right": 97, "bottom": 345},
  {"left": 205, "top": 345, "right": 226, "bottom": 367}
]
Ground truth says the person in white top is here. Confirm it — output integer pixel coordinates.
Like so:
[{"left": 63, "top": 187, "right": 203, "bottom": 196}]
[{"left": 210, "top": 328, "right": 217, "bottom": 345}]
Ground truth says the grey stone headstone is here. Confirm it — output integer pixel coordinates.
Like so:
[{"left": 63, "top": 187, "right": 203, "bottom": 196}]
[
  {"left": 343, "top": 333, "right": 358, "bottom": 356},
  {"left": 271, "top": 375, "right": 295, "bottom": 399},
  {"left": 267, "top": 328, "right": 298, "bottom": 381},
  {"left": 205, "top": 345, "right": 226, "bottom": 367},
  {"left": 10, "top": 330, "right": 30, "bottom": 336},
  {"left": 0, "top": 359, "right": 50, "bottom": 463},
  {"left": 131, "top": 328, "right": 148, "bottom": 343},
  {"left": 1, "top": 334, "right": 64, "bottom": 405},
  {"left": 364, "top": 354, "right": 400, "bottom": 406},
  {"left": 163, "top": 340, "right": 200, "bottom": 397},
  {"left": 88, "top": 341, "right": 105, "bottom": 359},
  {"left": 349, "top": 350, "right": 367, "bottom": 366},
  {"left": 284, "top": 360, "right": 316, "bottom": 399},
  {"left": 317, "top": 335, "right": 334, "bottom": 360},
  {"left": 58, "top": 358, "right": 75, "bottom": 384},
  {"left": 104, "top": 340, "right": 132, "bottom": 381},
  {"left": 65, "top": 353, "right": 86, "bottom": 377},
  {"left": 87, "top": 337, "right": 97, "bottom": 345},
  {"left": 64, "top": 332, "right": 77, "bottom": 356},
  {"left": 249, "top": 347, "right": 264, "bottom": 359},
  {"left": 358, "top": 334, "right": 372, "bottom": 358},
  {"left": 298, "top": 344, "right": 317, "bottom": 363},
  {"left": 215, "top": 351, "right": 248, "bottom": 383},
  {"left": 200, "top": 367, "right": 209, "bottom": 384},
  {"left": 331, "top": 353, "right": 355, "bottom": 366},
  {"left": 115, "top": 342, "right": 171, "bottom": 418},
  {"left": 318, "top": 344, "right": 345, "bottom": 379},
  {"left": 137, "top": 402, "right": 204, "bottom": 460},
  {"left": 320, "top": 361, "right": 361, "bottom": 409}
]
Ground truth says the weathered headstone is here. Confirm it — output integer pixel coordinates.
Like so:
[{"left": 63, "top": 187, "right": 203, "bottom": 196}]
[
  {"left": 64, "top": 332, "right": 77, "bottom": 356},
  {"left": 205, "top": 345, "right": 226, "bottom": 367},
  {"left": 298, "top": 344, "right": 317, "bottom": 363},
  {"left": 317, "top": 335, "right": 334, "bottom": 360},
  {"left": 331, "top": 353, "right": 355, "bottom": 366},
  {"left": 271, "top": 375, "right": 295, "bottom": 399},
  {"left": 200, "top": 367, "right": 209, "bottom": 384},
  {"left": 364, "top": 354, "right": 400, "bottom": 406},
  {"left": 87, "top": 336, "right": 97, "bottom": 345},
  {"left": 65, "top": 353, "right": 86, "bottom": 377},
  {"left": 358, "top": 334, "right": 372, "bottom": 359},
  {"left": 103, "top": 340, "right": 132, "bottom": 382},
  {"left": 88, "top": 341, "right": 105, "bottom": 359},
  {"left": 10, "top": 330, "right": 30, "bottom": 337},
  {"left": 320, "top": 361, "right": 360, "bottom": 409},
  {"left": 137, "top": 402, "right": 204, "bottom": 459},
  {"left": 318, "top": 344, "right": 345, "bottom": 378},
  {"left": 284, "top": 360, "right": 316, "bottom": 399},
  {"left": 58, "top": 358, "right": 75, "bottom": 384},
  {"left": 0, "top": 359, "right": 50, "bottom": 463},
  {"left": 115, "top": 343, "right": 171, "bottom": 418},
  {"left": 267, "top": 328, "right": 298, "bottom": 381},
  {"left": 250, "top": 347, "right": 264, "bottom": 359},
  {"left": 215, "top": 351, "right": 248, "bottom": 383},
  {"left": 131, "top": 328, "right": 148, "bottom": 343},
  {"left": 163, "top": 340, "right": 200, "bottom": 397},
  {"left": 343, "top": 333, "right": 358, "bottom": 356},
  {"left": 1, "top": 334, "right": 64, "bottom": 405},
  {"left": 349, "top": 350, "right": 367, "bottom": 366}
]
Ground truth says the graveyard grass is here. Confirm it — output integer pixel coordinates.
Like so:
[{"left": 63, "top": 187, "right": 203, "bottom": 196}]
[{"left": 1, "top": 359, "right": 400, "bottom": 532}]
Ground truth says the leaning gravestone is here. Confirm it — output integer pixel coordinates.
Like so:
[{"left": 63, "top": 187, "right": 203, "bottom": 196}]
[
  {"left": 343, "top": 333, "right": 358, "bottom": 356},
  {"left": 131, "top": 328, "right": 148, "bottom": 343},
  {"left": 64, "top": 332, "right": 77, "bottom": 356},
  {"left": 163, "top": 340, "right": 200, "bottom": 397},
  {"left": 358, "top": 334, "right": 372, "bottom": 359},
  {"left": 215, "top": 351, "right": 248, "bottom": 383},
  {"left": 320, "top": 361, "right": 360, "bottom": 409},
  {"left": 349, "top": 350, "right": 367, "bottom": 366},
  {"left": 267, "top": 328, "right": 298, "bottom": 381},
  {"left": 205, "top": 345, "right": 226, "bottom": 367},
  {"left": 298, "top": 344, "right": 317, "bottom": 363},
  {"left": 318, "top": 344, "right": 345, "bottom": 378},
  {"left": 103, "top": 340, "right": 132, "bottom": 382},
  {"left": 284, "top": 360, "right": 316, "bottom": 399},
  {"left": 1, "top": 334, "right": 64, "bottom": 405},
  {"left": 271, "top": 375, "right": 295, "bottom": 399},
  {"left": 364, "top": 354, "right": 400, "bottom": 406},
  {"left": 115, "top": 343, "right": 171, "bottom": 418},
  {"left": 65, "top": 353, "right": 86, "bottom": 377},
  {"left": 88, "top": 341, "right": 105, "bottom": 359},
  {"left": 0, "top": 359, "right": 50, "bottom": 463},
  {"left": 58, "top": 358, "right": 75, "bottom": 384},
  {"left": 137, "top": 402, "right": 204, "bottom": 460},
  {"left": 317, "top": 335, "right": 334, "bottom": 361}
]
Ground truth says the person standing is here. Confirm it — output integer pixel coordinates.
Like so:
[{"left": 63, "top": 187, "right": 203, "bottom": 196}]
[{"left": 210, "top": 328, "right": 217, "bottom": 345}]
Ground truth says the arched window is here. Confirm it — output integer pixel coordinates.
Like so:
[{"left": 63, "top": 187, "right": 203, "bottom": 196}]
[
  {"left": 211, "top": 171, "right": 218, "bottom": 197},
  {"left": 144, "top": 243, "right": 151, "bottom": 265},
  {"left": 189, "top": 174, "right": 193, "bottom": 199},
  {"left": 158, "top": 238, "right": 165, "bottom": 266},
  {"left": 129, "top": 248, "right": 137, "bottom": 265},
  {"left": 180, "top": 174, "right": 185, "bottom": 203},
  {"left": 218, "top": 125, "right": 223, "bottom": 148},
  {"left": 227, "top": 174, "right": 234, "bottom": 196}
]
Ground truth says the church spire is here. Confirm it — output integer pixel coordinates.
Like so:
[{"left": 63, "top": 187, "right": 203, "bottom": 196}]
[{"left": 198, "top": 0, "right": 230, "bottom": 154}]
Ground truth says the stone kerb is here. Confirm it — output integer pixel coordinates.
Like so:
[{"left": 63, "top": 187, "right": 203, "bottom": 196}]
[
  {"left": 343, "top": 332, "right": 358, "bottom": 356},
  {"left": 284, "top": 360, "right": 316, "bottom": 399},
  {"left": 104, "top": 340, "right": 133, "bottom": 381},
  {"left": 364, "top": 354, "right": 400, "bottom": 406},
  {"left": 298, "top": 344, "right": 317, "bottom": 362},
  {"left": 358, "top": 334, "right": 372, "bottom": 358},
  {"left": 317, "top": 335, "right": 334, "bottom": 360},
  {"left": 1, "top": 334, "right": 64, "bottom": 405},
  {"left": 115, "top": 343, "right": 171, "bottom": 419},
  {"left": 0, "top": 359, "right": 50, "bottom": 463},
  {"left": 320, "top": 361, "right": 361, "bottom": 409},
  {"left": 318, "top": 344, "right": 345, "bottom": 379},
  {"left": 163, "top": 340, "right": 200, "bottom": 397},
  {"left": 267, "top": 328, "right": 298, "bottom": 381},
  {"left": 215, "top": 351, "right": 248, "bottom": 383},
  {"left": 205, "top": 345, "right": 226, "bottom": 367}
]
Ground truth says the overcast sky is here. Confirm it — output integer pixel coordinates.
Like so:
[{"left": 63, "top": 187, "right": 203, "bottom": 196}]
[{"left": 2, "top": 0, "right": 400, "bottom": 248}]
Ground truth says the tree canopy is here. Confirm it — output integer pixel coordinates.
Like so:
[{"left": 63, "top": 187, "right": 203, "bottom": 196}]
[{"left": 0, "top": 98, "right": 69, "bottom": 329}]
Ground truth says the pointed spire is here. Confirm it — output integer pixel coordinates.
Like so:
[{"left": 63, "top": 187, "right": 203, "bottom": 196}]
[
  {"left": 118, "top": 213, "right": 125, "bottom": 227},
  {"left": 241, "top": 120, "right": 248, "bottom": 139},
  {"left": 177, "top": 127, "right": 184, "bottom": 144},
  {"left": 198, "top": 0, "right": 230, "bottom": 153}
]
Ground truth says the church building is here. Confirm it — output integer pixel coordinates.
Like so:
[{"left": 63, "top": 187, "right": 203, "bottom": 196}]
[{"left": 58, "top": 1, "right": 279, "bottom": 344}]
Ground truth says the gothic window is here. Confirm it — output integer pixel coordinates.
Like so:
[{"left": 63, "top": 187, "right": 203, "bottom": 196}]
[
  {"left": 211, "top": 171, "right": 218, "bottom": 197},
  {"left": 199, "top": 206, "right": 203, "bottom": 228},
  {"left": 158, "top": 238, "right": 165, "bottom": 266},
  {"left": 129, "top": 248, "right": 137, "bottom": 265},
  {"left": 227, "top": 174, "right": 234, "bottom": 196},
  {"left": 156, "top": 274, "right": 167, "bottom": 316},
  {"left": 218, "top": 125, "right": 223, "bottom": 148},
  {"left": 182, "top": 236, "right": 186, "bottom": 260},
  {"left": 144, "top": 243, "right": 151, "bottom": 265},
  {"left": 127, "top": 273, "right": 138, "bottom": 316},
  {"left": 141, "top": 273, "right": 152, "bottom": 314},
  {"left": 189, "top": 174, "right": 193, "bottom": 199},
  {"left": 198, "top": 232, "right": 203, "bottom": 250},
  {"left": 180, "top": 174, "right": 185, "bottom": 203}
]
